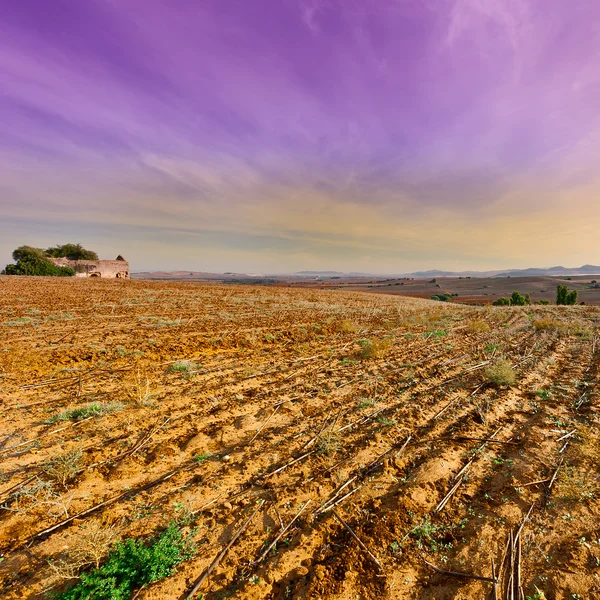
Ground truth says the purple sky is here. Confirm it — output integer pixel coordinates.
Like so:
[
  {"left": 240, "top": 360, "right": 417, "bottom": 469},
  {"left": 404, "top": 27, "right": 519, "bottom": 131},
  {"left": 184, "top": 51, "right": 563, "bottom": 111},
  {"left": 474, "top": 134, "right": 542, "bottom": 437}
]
[{"left": 1, "top": 0, "right": 599, "bottom": 273}]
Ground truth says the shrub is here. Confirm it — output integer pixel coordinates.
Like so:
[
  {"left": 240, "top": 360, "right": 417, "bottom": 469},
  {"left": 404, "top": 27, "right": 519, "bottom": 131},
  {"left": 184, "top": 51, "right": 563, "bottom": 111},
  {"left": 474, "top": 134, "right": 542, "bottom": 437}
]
[
  {"left": 49, "top": 520, "right": 118, "bottom": 579},
  {"left": 3, "top": 247, "right": 75, "bottom": 276},
  {"left": 484, "top": 358, "right": 516, "bottom": 386},
  {"left": 492, "top": 297, "right": 511, "bottom": 306},
  {"left": 56, "top": 523, "right": 196, "bottom": 600},
  {"left": 2, "top": 243, "right": 98, "bottom": 276},
  {"left": 430, "top": 293, "right": 453, "bottom": 302},
  {"left": 535, "top": 299, "right": 551, "bottom": 305},
  {"left": 43, "top": 449, "right": 84, "bottom": 487}
]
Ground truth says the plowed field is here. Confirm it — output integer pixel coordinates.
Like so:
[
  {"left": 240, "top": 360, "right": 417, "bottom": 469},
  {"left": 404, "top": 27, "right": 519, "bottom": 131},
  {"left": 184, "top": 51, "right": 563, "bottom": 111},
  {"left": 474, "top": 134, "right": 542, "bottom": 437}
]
[{"left": 1, "top": 277, "right": 599, "bottom": 599}]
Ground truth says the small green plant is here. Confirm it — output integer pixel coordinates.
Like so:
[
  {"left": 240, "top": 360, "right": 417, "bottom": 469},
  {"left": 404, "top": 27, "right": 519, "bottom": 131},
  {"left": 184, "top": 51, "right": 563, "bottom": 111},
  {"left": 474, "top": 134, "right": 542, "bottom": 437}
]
[
  {"left": 357, "top": 397, "right": 377, "bottom": 409},
  {"left": 56, "top": 523, "right": 196, "bottom": 600},
  {"left": 484, "top": 358, "right": 516, "bottom": 386},
  {"left": 46, "top": 401, "right": 124, "bottom": 423},
  {"left": 485, "top": 343, "right": 499, "bottom": 353},
  {"left": 426, "top": 329, "right": 448, "bottom": 339},
  {"left": 169, "top": 361, "right": 200, "bottom": 379},
  {"left": 409, "top": 516, "right": 451, "bottom": 552},
  {"left": 193, "top": 452, "right": 213, "bottom": 463}
]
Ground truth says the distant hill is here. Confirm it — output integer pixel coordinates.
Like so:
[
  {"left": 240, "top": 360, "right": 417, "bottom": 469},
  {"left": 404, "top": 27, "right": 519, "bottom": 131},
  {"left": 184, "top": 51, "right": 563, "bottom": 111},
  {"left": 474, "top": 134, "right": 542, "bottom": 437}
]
[
  {"left": 492, "top": 265, "right": 600, "bottom": 277},
  {"left": 133, "top": 264, "right": 600, "bottom": 281}
]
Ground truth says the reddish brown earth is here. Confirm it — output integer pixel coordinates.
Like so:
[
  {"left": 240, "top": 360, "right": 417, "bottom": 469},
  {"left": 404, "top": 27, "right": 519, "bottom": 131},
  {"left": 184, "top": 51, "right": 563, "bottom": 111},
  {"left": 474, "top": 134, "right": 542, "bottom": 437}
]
[
  {"left": 0, "top": 277, "right": 599, "bottom": 599},
  {"left": 288, "top": 275, "right": 600, "bottom": 306}
]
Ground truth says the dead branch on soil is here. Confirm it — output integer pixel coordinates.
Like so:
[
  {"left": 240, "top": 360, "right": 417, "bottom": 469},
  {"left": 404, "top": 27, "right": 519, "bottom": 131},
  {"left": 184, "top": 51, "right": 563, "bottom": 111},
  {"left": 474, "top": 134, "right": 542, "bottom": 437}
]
[
  {"left": 187, "top": 500, "right": 265, "bottom": 599},
  {"left": 435, "top": 428, "right": 501, "bottom": 513},
  {"left": 254, "top": 500, "right": 311, "bottom": 564},
  {"left": 23, "top": 465, "right": 188, "bottom": 544},
  {"left": 0, "top": 416, "right": 94, "bottom": 457},
  {"left": 547, "top": 457, "right": 564, "bottom": 491},
  {"left": 437, "top": 436, "right": 517, "bottom": 445},
  {"left": 248, "top": 405, "right": 280, "bottom": 444},
  {"left": 332, "top": 509, "right": 382, "bottom": 570},
  {"left": 422, "top": 557, "right": 497, "bottom": 583},
  {"left": 500, "top": 503, "right": 535, "bottom": 599},
  {"left": 435, "top": 475, "right": 465, "bottom": 513}
]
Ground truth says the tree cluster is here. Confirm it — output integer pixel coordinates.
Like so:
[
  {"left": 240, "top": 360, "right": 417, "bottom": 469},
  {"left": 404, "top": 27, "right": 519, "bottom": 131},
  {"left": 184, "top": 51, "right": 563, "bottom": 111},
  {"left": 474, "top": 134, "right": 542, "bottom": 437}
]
[
  {"left": 2, "top": 243, "right": 98, "bottom": 277},
  {"left": 556, "top": 285, "right": 578, "bottom": 305},
  {"left": 492, "top": 291, "right": 531, "bottom": 306}
]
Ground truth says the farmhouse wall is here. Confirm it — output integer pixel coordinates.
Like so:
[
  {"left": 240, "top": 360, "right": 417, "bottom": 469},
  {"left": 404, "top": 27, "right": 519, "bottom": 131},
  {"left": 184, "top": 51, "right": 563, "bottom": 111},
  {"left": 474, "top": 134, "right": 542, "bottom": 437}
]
[{"left": 49, "top": 258, "right": 130, "bottom": 279}]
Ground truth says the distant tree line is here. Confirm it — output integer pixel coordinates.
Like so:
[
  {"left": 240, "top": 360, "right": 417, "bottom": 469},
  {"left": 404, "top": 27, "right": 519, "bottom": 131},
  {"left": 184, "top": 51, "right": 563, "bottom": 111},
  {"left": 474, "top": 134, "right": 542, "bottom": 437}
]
[{"left": 2, "top": 244, "right": 98, "bottom": 276}]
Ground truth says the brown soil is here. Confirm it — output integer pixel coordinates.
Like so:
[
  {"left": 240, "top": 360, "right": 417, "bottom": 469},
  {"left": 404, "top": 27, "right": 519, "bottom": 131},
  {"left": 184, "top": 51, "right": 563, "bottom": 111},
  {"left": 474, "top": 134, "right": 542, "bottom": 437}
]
[
  {"left": 290, "top": 275, "right": 600, "bottom": 306},
  {"left": 0, "top": 276, "right": 599, "bottom": 599}
]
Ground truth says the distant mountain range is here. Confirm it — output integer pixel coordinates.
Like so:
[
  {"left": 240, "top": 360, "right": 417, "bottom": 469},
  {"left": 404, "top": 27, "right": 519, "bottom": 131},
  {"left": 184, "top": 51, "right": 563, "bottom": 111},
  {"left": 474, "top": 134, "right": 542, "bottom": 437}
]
[
  {"left": 491, "top": 265, "right": 600, "bottom": 277},
  {"left": 295, "top": 265, "right": 600, "bottom": 278},
  {"left": 133, "top": 264, "right": 600, "bottom": 280}
]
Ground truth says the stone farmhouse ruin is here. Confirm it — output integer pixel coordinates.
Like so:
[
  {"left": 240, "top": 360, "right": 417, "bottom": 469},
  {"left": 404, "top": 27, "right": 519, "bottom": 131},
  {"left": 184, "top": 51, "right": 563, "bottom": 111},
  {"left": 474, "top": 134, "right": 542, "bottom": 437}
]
[{"left": 49, "top": 255, "right": 130, "bottom": 279}]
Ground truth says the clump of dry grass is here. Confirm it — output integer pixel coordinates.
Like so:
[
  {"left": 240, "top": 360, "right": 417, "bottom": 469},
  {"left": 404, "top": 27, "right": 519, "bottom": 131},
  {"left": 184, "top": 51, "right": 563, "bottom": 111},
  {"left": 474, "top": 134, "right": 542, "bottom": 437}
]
[
  {"left": 43, "top": 449, "right": 84, "bottom": 487},
  {"left": 357, "top": 337, "right": 392, "bottom": 360},
  {"left": 533, "top": 318, "right": 561, "bottom": 332},
  {"left": 316, "top": 432, "right": 342, "bottom": 456},
  {"left": 484, "top": 358, "right": 516, "bottom": 386},
  {"left": 48, "top": 519, "right": 118, "bottom": 580},
  {"left": 127, "top": 367, "right": 155, "bottom": 405},
  {"left": 464, "top": 319, "right": 490, "bottom": 334},
  {"left": 336, "top": 319, "right": 358, "bottom": 334}
]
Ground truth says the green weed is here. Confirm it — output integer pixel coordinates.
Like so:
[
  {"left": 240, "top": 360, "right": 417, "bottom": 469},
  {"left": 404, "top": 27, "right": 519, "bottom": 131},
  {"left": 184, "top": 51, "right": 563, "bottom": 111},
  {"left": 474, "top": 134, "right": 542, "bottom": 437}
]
[{"left": 56, "top": 523, "right": 196, "bottom": 599}]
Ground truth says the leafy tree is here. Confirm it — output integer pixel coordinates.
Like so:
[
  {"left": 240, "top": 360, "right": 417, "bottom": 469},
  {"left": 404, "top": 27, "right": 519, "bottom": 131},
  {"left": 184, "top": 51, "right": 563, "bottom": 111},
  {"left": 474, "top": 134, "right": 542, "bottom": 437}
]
[
  {"left": 12, "top": 245, "right": 46, "bottom": 262},
  {"left": 556, "top": 285, "right": 578, "bottom": 305},
  {"left": 510, "top": 291, "right": 530, "bottom": 306},
  {"left": 556, "top": 285, "right": 568, "bottom": 305},
  {"left": 45, "top": 243, "right": 98, "bottom": 260},
  {"left": 2, "top": 245, "right": 75, "bottom": 276}
]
